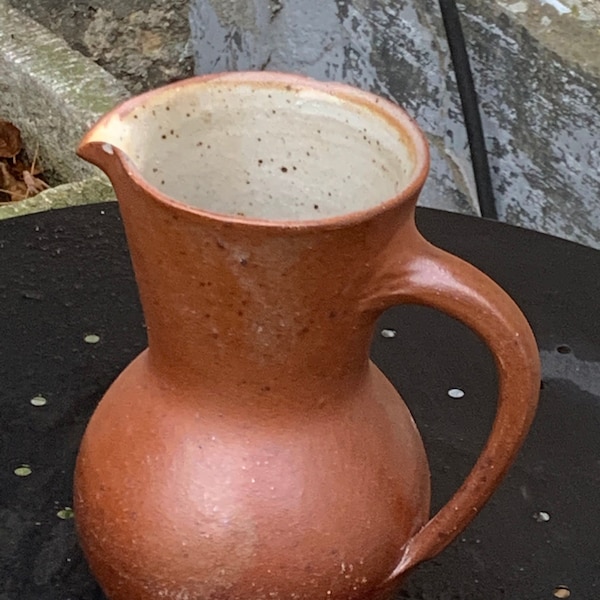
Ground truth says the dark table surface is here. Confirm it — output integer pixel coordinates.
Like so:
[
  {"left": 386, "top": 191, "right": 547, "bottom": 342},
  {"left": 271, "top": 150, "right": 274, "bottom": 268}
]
[{"left": 1, "top": 203, "right": 599, "bottom": 600}]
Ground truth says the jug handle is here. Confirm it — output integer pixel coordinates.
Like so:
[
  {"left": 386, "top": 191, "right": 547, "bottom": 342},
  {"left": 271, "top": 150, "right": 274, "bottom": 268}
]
[{"left": 371, "top": 236, "right": 541, "bottom": 582}]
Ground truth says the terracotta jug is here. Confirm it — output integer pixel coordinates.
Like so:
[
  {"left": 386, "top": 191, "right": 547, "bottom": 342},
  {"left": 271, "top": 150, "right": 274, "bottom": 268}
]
[{"left": 75, "top": 72, "right": 540, "bottom": 600}]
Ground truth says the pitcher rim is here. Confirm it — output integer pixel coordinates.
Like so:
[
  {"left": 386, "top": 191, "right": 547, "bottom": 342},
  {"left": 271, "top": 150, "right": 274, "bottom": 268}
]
[{"left": 79, "top": 71, "right": 430, "bottom": 230}]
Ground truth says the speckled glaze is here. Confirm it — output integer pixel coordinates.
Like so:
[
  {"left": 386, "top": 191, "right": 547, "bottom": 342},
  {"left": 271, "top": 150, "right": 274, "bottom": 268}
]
[{"left": 75, "top": 72, "right": 540, "bottom": 600}]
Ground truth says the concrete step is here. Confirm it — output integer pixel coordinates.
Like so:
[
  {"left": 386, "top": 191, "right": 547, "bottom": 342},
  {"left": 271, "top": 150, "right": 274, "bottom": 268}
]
[{"left": 0, "top": 0, "right": 128, "bottom": 219}]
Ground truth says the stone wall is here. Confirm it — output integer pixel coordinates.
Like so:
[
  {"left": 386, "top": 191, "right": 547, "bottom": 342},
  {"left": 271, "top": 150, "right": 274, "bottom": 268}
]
[
  {"left": 7, "top": 0, "right": 194, "bottom": 93},
  {"left": 6, "top": 0, "right": 600, "bottom": 247},
  {"left": 190, "top": 0, "right": 600, "bottom": 248}
]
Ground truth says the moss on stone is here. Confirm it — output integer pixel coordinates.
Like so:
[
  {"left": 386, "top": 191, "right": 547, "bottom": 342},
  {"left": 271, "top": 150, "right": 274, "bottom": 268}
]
[{"left": 0, "top": 177, "right": 115, "bottom": 220}]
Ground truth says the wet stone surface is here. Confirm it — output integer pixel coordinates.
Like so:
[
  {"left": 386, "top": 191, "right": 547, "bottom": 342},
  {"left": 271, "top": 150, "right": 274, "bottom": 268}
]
[{"left": 1, "top": 204, "right": 599, "bottom": 598}]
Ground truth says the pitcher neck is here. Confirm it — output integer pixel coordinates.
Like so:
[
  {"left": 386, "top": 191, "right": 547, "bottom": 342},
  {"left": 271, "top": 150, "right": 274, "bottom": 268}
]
[{"left": 114, "top": 172, "right": 417, "bottom": 399}]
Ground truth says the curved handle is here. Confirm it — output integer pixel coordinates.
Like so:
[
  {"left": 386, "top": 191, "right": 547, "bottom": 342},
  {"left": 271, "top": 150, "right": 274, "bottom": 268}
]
[{"left": 372, "top": 236, "right": 540, "bottom": 581}]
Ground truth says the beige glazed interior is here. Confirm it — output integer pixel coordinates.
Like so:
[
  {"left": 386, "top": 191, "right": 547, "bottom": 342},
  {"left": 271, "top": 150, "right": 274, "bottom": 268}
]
[{"left": 92, "top": 77, "right": 421, "bottom": 221}]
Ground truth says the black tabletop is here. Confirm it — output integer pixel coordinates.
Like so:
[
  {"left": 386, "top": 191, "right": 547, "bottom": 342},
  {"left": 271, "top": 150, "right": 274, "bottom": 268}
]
[{"left": 1, "top": 203, "right": 598, "bottom": 600}]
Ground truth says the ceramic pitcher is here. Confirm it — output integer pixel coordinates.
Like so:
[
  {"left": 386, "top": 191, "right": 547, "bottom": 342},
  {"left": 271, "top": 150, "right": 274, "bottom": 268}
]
[{"left": 75, "top": 72, "right": 540, "bottom": 600}]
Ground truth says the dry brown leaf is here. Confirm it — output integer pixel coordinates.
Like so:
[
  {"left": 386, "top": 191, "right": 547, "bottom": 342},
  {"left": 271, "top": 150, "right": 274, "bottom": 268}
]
[
  {"left": 0, "top": 119, "right": 22, "bottom": 158},
  {"left": 0, "top": 162, "right": 28, "bottom": 201},
  {"left": 23, "top": 169, "right": 50, "bottom": 196},
  {"left": 0, "top": 124, "right": 50, "bottom": 202}
]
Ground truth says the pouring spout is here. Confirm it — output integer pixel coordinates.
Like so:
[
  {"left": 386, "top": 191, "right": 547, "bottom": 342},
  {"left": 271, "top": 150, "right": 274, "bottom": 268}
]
[
  {"left": 77, "top": 112, "right": 132, "bottom": 176},
  {"left": 77, "top": 139, "right": 118, "bottom": 173}
]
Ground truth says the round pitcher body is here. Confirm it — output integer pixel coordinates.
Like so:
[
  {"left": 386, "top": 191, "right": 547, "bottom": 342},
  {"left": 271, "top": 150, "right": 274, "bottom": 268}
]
[{"left": 75, "top": 354, "right": 429, "bottom": 600}]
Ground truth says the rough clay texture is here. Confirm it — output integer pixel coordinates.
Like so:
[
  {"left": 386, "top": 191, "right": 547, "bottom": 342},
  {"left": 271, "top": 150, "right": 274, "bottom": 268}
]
[
  {"left": 0, "top": 0, "right": 128, "bottom": 183},
  {"left": 190, "top": 0, "right": 600, "bottom": 248},
  {"left": 6, "top": 0, "right": 194, "bottom": 94}
]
